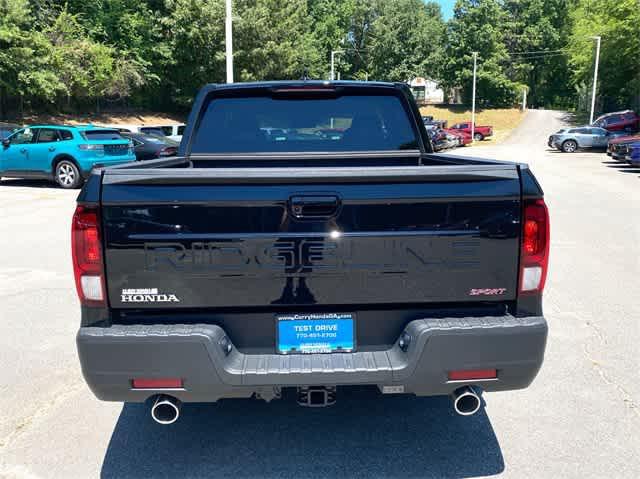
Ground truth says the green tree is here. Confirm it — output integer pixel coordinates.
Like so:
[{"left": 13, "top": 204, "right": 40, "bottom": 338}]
[
  {"left": 566, "top": 0, "right": 640, "bottom": 113},
  {"left": 308, "top": 0, "right": 357, "bottom": 78},
  {"left": 0, "top": 0, "right": 61, "bottom": 115},
  {"left": 503, "top": 0, "right": 573, "bottom": 108},
  {"left": 46, "top": 7, "right": 147, "bottom": 108},
  {"left": 442, "top": 0, "right": 522, "bottom": 107},
  {"left": 160, "top": 0, "right": 225, "bottom": 107},
  {"left": 368, "top": 0, "right": 445, "bottom": 82},
  {"left": 234, "top": 0, "right": 322, "bottom": 81}
]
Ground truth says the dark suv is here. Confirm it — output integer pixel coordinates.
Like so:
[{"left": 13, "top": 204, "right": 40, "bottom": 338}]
[{"left": 592, "top": 110, "right": 639, "bottom": 132}]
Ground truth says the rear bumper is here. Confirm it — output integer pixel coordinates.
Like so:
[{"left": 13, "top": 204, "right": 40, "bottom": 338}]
[{"left": 77, "top": 316, "right": 548, "bottom": 402}]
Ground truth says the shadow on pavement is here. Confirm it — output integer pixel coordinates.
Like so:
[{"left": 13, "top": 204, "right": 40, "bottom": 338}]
[
  {"left": 101, "top": 387, "right": 504, "bottom": 479},
  {"left": 559, "top": 111, "right": 589, "bottom": 126},
  {"left": 0, "top": 178, "right": 58, "bottom": 189},
  {"left": 604, "top": 163, "right": 640, "bottom": 173}
]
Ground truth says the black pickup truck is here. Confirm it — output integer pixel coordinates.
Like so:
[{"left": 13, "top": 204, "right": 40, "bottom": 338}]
[{"left": 74, "top": 81, "right": 549, "bottom": 424}]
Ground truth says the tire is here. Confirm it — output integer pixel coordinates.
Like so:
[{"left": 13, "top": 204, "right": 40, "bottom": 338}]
[
  {"left": 54, "top": 160, "right": 82, "bottom": 189},
  {"left": 561, "top": 140, "right": 578, "bottom": 153},
  {"left": 473, "top": 133, "right": 484, "bottom": 141}
]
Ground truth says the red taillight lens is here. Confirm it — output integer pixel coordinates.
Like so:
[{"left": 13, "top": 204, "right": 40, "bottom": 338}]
[
  {"left": 448, "top": 369, "right": 497, "bottom": 381},
  {"left": 71, "top": 205, "right": 106, "bottom": 306},
  {"left": 132, "top": 378, "right": 183, "bottom": 389},
  {"left": 158, "top": 147, "right": 177, "bottom": 157},
  {"left": 520, "top": 199, "right": 550, "bottom": 293}
]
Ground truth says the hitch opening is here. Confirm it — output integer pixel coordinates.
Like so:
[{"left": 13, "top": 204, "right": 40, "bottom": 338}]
[{"left": 297, "top": 386, "right": 336, "bottom": 407}]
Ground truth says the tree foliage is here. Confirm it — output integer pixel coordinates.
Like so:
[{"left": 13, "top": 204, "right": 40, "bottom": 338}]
[
  {"left": 0, "top": 0, "right": 637, "bottom": 115},
  {"left": 566, "top": 0, "right": 640, "bottom": 112},
  {"left": 442, "top": 0, "right": 523, "bottom": 107}
]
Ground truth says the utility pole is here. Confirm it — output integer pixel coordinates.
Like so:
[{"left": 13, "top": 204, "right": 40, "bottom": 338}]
[
  {"left": 589, "top": 36, "right": 601, "bottom": 124},
  {"left": 330, "top": 50, "right": 342, "bottom": 81},
  {"left": 225, "top": 0, "right": 233, "bottom": 83},
  {"left": 471, "top": 52, "right": 478, "bottom": 142}
]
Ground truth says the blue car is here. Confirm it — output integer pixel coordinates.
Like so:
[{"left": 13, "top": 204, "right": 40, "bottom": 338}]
[
  {"left": 626, "top": 142, "right": 640, "bottom": 166},
  {"left": 0, "top": 125, "right": 135, "bottom": 188}
]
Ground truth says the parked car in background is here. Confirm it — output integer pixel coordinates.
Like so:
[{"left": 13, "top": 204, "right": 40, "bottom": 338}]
[
  {"left": 592, "top": 110, "right": 639, "bottom": 132},
  {"left": 122, "top": 132, "right": 179, "bottom": 161},
  {"left": 423, "top": 118, "right": 448, "bottom": 129},
  {"left": 0, "top": 125, "right": 135, "bottom": 188},
  {"left": 449, "top": 121, "right": 493, "bottom": 141},
  {"left": 101, "top": 123, "right": 186, "bottom": 142},
  {"left": 0, "top": 122, "right": 20, "bottom": 140},
  {"left": 444, "top": 131, "right": 461, "bottom": 148},
  {"left": 548, "top": 127, "right": 626, "bottom": 153},
  {"left": 607, "top": 134, "right": 640, "bottom": 161},
  {"left": 316, "top": 128, "right": 345, "bottom": 140},
  {"left": 156, "top": 124, "right": 185, "bottom": 142},
  {"left": 424, "top": 125, "right": 452, "bottom": 151},
  {"left": 445, "top": 128, "right": 472, "bottom": 146},
  {"left": 625, "top": 142, "right": 640, "bottom": 166}
]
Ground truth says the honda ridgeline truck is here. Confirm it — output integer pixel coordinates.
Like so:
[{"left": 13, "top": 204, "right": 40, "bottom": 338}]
[{"left": 74, "top": 81, "right": 549, "bottom": 424}]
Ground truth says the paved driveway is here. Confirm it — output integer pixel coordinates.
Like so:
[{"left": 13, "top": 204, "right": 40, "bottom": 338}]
[{"left": 0, "top": 110, "right": 638, "bottom": 478}]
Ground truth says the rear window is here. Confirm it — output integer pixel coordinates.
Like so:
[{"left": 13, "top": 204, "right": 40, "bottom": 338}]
[
  {"left": 141, "top": 135, "right": 168, "bottom": 144},
  {"left": 140, "top": 127, "right": 167, "bottom": 137},
  {"left": 190, "top": 94, "right": 418, "bottom": 153},
  {"left": 83, "top": 130, "right": 124, "bottom": 140}
]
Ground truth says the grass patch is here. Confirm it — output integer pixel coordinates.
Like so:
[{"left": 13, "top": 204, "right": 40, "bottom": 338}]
[{"left": 419, "top": 105, "right": 526, "bottom": 145}]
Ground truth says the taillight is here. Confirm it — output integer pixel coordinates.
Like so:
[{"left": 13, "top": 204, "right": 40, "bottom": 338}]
[
  {"left": 71, "top": 205, "right": 106, "bottom": 306},
  {"left": 158, "top": 147, "right": 177, "bottom": 157},
  {"left": 78, "top": 144, "right": 104, "bottom": 151},
  {"left": 520, "top": 199, "right": 550, "bottom": 293}
]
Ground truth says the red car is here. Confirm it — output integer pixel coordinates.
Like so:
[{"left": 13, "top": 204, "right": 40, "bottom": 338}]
[
  {"left": 592, "top": 110, "right": 639, "bottom": 132},
  {"left": 445, "top": 128, "right": 472, "bottom": 146},
  {"left": 449, "top": 121, "right": 493, "bottom": 141},
  {"left": 607, "top": 133, "right": 640, "bottom": 160}
]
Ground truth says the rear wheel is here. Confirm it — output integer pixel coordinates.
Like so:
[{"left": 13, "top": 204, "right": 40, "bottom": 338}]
[
  {"left": 473, "top": 133, "right": 484, "bottom": 141},
  {"left": 55, "top": 160, "right": 82, "bottom": 189},
  {"left": 561, "top": 140, "right": 577, "bottom": 153}
]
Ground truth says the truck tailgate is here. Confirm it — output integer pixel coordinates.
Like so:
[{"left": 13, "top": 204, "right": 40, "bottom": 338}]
[{"left": 101, "top": 165, "right": 522, "bottom": 310}]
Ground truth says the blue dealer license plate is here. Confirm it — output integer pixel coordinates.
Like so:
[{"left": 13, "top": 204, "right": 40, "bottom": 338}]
[{"left": 277, "top": 313, "right": 355, "bottom": 354}]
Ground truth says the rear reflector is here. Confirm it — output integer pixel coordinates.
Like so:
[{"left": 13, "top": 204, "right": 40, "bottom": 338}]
[
  {"left": 80, "top": 275, "right": 103, "bottom": 301},
  {"left": 448, "top": 369, "right": 497, "bottom": 381},
  {"left": 520, "top": 199, "right": 550, "bottom": 293},
  {"left": 132, "top": 378, "right": 183, "bottom": 389}
]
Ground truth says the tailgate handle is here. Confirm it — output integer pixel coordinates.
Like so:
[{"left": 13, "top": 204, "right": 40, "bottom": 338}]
[{"left": 290, "top": 195, "right": 340, "bottom": 219}]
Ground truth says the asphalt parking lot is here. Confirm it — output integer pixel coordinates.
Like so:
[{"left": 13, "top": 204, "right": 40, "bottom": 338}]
[{"left": 0, "top": 109, "right": 639, "bottom": 478}]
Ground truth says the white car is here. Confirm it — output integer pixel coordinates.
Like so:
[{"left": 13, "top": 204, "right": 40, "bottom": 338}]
[{"left": 98, "top": 124, "right": 185, "bottom": 142}]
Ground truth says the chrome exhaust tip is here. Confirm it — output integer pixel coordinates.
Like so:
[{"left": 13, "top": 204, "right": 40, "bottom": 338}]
[
  {"left": 151, "top": 395, "right": 182, "bottom": 425},
  {"left": 451, "top": 386, "right": 481, "bottom": 416}
]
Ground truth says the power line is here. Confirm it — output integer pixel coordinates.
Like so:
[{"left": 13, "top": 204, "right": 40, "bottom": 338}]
[
  {"left": 510, "top": 53, "right": 568, "bottom": 61},
  {"left": 508, "top": 49, "right": 567, "bottom": 55}
]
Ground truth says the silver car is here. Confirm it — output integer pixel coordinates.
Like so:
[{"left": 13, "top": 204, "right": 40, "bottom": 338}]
[{"left": 548, "top": 127, "right": 624, "bottom": 153}]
